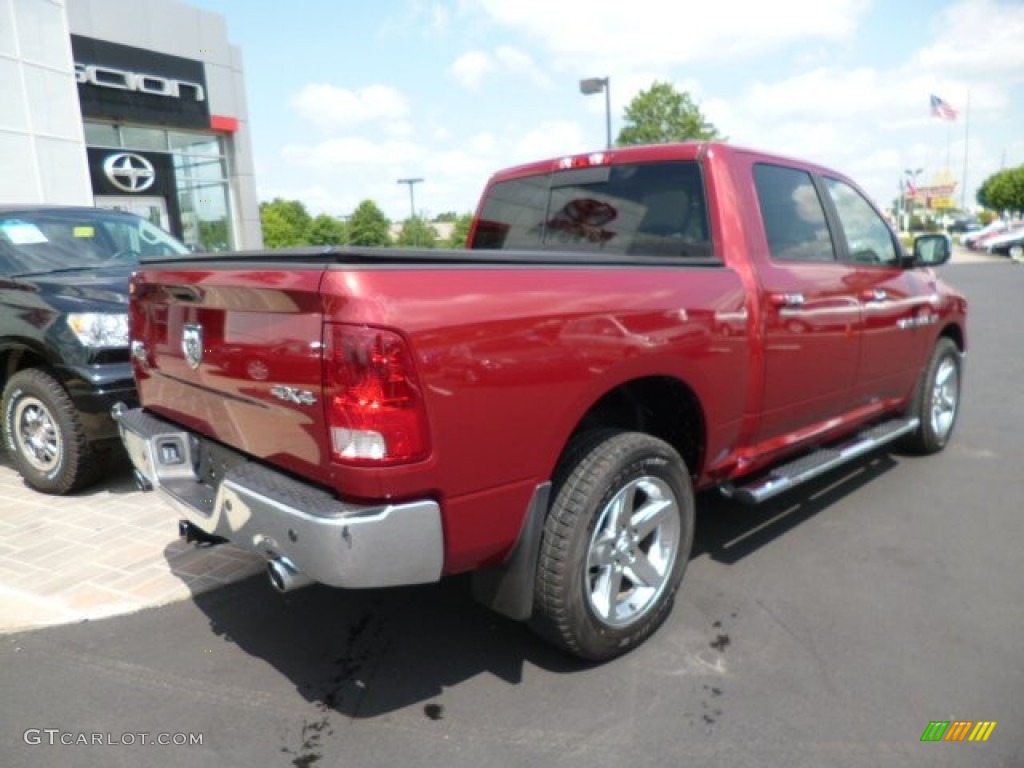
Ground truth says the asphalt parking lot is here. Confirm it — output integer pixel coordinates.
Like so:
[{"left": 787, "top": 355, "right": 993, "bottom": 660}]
[{"left": 1, "top": 258, "right": 1022, "bottom": 768}]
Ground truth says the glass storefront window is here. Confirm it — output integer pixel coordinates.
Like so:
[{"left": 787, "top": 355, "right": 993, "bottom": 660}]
[
  {"left": 168, "top": 131, "right": 220, "bottom": 155},
  {"left": 83, "top": 122, "right": 119, "bottom": 147},
  {"left": 119, "top": 125, "right": 169, "bottom": 152},
  {"left": 83, "top": 123, "right": 236, "bottom": 252},
  {"left": 174, "top": 155, "right": 227, "bottom": 184},
  {"left": 178, "top": 182, "right": 233, "bottom": 252}
]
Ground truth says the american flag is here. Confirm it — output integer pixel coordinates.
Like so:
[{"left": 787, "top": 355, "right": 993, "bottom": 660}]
[{"left": 930, "top": 94, "right": 957, "bottom": 121}]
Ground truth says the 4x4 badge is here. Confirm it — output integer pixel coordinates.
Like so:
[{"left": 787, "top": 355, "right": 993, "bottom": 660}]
[{"left": 182, "top": 324, "right": 203, "bottom": 369}]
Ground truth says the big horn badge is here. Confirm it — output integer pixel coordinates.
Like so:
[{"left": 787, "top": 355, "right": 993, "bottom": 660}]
[{"left": 182, "top": 324, "right": 204, "bottom": 369}]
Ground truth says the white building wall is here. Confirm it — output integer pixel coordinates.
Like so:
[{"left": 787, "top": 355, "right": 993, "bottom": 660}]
[
  {"left": 65, "top": 0, "right": 262, "bottom": 247},
  {"left": 0, "top": 0, "right": 92, "bottom": 205}
]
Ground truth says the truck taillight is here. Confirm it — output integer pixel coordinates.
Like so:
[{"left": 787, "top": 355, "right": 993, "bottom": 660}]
[{"left": 324, "top": 324, "right": 430, "bottom": 465}]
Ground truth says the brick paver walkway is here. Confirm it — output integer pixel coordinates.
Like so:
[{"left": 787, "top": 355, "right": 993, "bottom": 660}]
[{"left": 0, "top": 454, "right": 263, "bottom": 634}]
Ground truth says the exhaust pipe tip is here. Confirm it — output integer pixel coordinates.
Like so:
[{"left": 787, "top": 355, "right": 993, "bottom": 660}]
[{"left": 267, "top": 557, "right": 314, "bottom": 593}]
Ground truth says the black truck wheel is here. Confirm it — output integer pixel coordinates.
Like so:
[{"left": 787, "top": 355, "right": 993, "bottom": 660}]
[
  {"left": 532, "top": 430, "right": 695, "bottom": 660},
  {"left": 900, "top": 338, "right": 962, "bottom": 455},
  {"left": 2, "top": 369, "right": 103, "bottom": 494}
]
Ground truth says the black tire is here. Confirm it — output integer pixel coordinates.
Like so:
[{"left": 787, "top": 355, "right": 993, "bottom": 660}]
[
  {"left": 2, "top": 369, "right": 104, "bottom": 494},
  {"left": 900, "top": 338, "right": 962, "bottom": 455},
  {"left": 532, "top": 430, "right": 695, "bottom": 661}
]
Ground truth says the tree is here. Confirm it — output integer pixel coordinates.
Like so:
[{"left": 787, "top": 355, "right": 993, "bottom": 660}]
[
  {"left": 616, "top": 81, "right": 724, "bottom": 146},
  {"left": 259, "top": 198, "right": 313, "bottom": 247},
  {"left": 347, "top": 199, "right": 391, "bottom": 246},
  {"left": 197, "top": 219, "right": 229, "bottom": 251},
  {"left": 445, "top": 213, "right": 474, "bottom": 248},
  {"left": 308, "top": 214, "right": 347, "bottom": 246},
  {"left": 976, "top": 166, "right": 1024, "bottom": 213},
  {"left": 433, "top": 211, "right": 459, "bottom": 223},
  {"left": 396, "top": 216, "right": 437, "bottom": 248}
]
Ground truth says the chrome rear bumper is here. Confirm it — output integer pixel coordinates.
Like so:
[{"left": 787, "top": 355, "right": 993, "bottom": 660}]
[{"left": 114, "top": 407, "right": 444, "bottom": 589}]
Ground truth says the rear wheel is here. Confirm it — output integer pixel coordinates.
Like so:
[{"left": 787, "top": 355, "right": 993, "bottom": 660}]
[
  {"left": 532, "top": 430, "right": 695, "bottom": 660},
  {"left": 2, "top": 369, "right": 105, "bottom": 494},
  {"left": 901, "top": 338, "right": 962, "bottom": 454}
]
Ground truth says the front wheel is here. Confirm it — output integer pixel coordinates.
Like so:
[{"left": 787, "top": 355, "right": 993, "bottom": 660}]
[
  {"left": 900, "top": 338, "right": 963, "bottom": 454},
  {"left": 532, "top": 430, "right": 695, "bottom": 660},
  {"left": 2, "top": 369, "right": 104, "bottom": 494}
]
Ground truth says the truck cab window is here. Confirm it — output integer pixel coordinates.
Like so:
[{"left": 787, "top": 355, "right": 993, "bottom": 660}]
[
  {"left": 754, "top": 164, "right": 836, "bottom": 263},
  {"left": 473, "top": 161, "right": 713, "bottom": 259},
  {"left": 824, "top": 177, "right": 900, "bottom": 266}
]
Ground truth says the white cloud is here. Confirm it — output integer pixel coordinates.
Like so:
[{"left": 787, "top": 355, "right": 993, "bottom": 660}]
[
  {"left": 271, "top": 121, "right": 584, "bottom": 221},
  {"left": 913, "top": 0, "right": 1024, "bottom": 81},
  {"left": 430, "top": 2, "right": 451, "bottom": 30},
  {"left": 451, "top": 46, "right": 550, "bottom": 90},
  {"left": 512, "top": 120, "right": 585, "bottom": 163},
  {"left": 471, "top": 0, "right": 871, "bottom": 68},
  {"left": 745, "top": 68, "right": 891, "bottom": 121},
  {"left": 493, "top": 46, "right": 551, "bottom": 88},
  {"left": 290, "top": 83, "right": 409, "bottom": 132},
  {"left": 282, "top": 137, "right": 422, "bottom": 168},
  {"left": 468, "top": 132, "right": 499, "bottom": 154},
  {"left": 424, "top": 148, "right": 494, "bottom": 178},
  {"left": 451, "top": 50, "right": 493, "bottom": 89}
]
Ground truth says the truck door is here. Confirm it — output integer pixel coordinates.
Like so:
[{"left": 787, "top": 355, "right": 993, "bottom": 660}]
[
  {"left": 749, "top": 163, "right": 863, "bottom": 442},
  {"left": 820, "top": 176, "right": 934, "bottom": 405}
]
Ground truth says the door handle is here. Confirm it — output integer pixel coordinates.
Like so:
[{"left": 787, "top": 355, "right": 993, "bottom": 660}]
[
  {"left": 860, "top": 288, "right": 889, "bottom": 302},
  {"left": 769, "top": 292, "right": 805, "bottom": 308}
]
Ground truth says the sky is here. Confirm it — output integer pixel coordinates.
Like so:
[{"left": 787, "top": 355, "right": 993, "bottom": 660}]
[{"left": 189, "top": 0, "right": 1024, "bottom": 222}]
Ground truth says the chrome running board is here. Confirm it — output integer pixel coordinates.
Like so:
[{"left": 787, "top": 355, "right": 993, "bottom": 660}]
[{"left": 720, "top": 418, "right": 919, "bottom": 505}]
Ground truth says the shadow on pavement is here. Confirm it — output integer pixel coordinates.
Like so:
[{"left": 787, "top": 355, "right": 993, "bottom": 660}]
[
  {"left": 189, "top": 571, "right": 589, "bottom": 722},
  {"left": 693, "top": 452, "right": 899, "bottom": 565}
]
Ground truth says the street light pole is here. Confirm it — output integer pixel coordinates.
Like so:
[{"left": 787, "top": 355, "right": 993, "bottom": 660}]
[
  {"left": 397, "top": 178, "right": 424, "bottom": 246},
  {"left": 579, "top": 76, "right": 611, "bottom": 149},
  {"left": 904, "top": 167, "right": 923, "bottom": 231},
  {"left": 397, "top": 177, "right": 424, "bottom": 220}
]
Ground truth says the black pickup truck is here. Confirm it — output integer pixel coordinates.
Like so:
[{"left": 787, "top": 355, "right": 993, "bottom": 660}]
[{"left": 0, "top": 206, "right": 189, "bottom": 493}]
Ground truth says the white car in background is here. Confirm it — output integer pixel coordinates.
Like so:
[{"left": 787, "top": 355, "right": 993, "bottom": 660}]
[
  {"left": 961, "top": 219, "right": 1007, "bottom": 248},
  {"left": 983, "top": 225, "right": 1024, "bottom": 260}
]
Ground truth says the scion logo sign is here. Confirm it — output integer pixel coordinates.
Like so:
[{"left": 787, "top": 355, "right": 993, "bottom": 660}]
[
  {"left": 71, "top": 35, "right": 209, "bottom": 130},
  {"left": 103, "top": 153, "right": 156, "bottom": 193},
  {"left": 75, "top": 63, "right": 206, "bottom": 102}
]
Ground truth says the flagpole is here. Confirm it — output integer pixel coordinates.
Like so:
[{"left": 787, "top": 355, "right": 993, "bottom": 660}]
[
  {"left": 960, "top": 90, "right": 971, "bottom": 209},
  {"left": 945, "top": 122, "right": 951, "bottom": 171}
]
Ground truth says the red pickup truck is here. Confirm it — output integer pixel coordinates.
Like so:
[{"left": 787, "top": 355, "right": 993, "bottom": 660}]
[{"left": 115, "top": 142, "right": 965, "bottom": 660}]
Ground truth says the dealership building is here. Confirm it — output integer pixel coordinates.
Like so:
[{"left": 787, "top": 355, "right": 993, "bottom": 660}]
[{"left": 1, "top": 0, "right": 262, "bottom": 249}]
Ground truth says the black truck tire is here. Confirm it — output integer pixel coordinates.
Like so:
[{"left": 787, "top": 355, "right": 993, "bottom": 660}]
[
  {"left": 2, "top": 369, "right": 104, "bottom": 494},
  {"left": 532, "top": 430, "right": 695, "bottom": 660},
  {"left": 900, "top": 338, "right": 962, "bottom": 455}
]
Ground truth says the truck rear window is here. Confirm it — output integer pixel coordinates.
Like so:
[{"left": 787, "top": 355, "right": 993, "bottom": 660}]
[{"left": 472, "top": 161, "right": 713, "bottom": 259}]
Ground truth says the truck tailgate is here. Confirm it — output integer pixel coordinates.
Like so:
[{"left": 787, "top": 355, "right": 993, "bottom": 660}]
[{"left": 129, "top": 267, "right": 328, "bottom": 479}]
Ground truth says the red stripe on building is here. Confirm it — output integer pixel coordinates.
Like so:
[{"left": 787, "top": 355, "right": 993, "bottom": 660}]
[{"left": 210, "top": 115, "right": 239, "bottom": 133}]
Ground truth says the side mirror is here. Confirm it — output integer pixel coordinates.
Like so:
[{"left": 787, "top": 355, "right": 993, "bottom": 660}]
[{"left": 911, "top": 233, "right": 952, "bottom": 267}]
